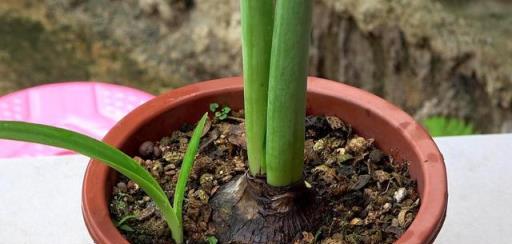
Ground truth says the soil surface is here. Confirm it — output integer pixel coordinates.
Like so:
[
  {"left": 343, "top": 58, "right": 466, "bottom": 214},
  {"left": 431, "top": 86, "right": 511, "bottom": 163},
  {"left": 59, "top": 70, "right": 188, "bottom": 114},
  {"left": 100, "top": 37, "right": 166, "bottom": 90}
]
[{"left": 110, "top": 109, "right": 419, "bottom": 243}]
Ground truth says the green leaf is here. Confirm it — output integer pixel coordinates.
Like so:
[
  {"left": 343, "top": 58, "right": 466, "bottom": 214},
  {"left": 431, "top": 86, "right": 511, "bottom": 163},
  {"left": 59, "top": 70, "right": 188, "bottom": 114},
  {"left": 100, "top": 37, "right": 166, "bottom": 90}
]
[
  {"left": 119, "top": 224, "right": 135, "bottom": 232},
  {"left": 422, "top": 116, "right": 475, "bottom": 137},
  {"left": 221, "top": 106, "right": 231, "bottom": 114},
  {"left": 0, "top": 116, "right": 208, "bottom": 244},
  {"left": 0, "top": 121, "right": 181, "bottom": 242},
  {"left": 206, "top": 236, "right": 218, "bottom": 244},
  {"left": 115, "top": 215, "right": 137, "bottom": 227},
  {"left": 209, "top": 103, "right": 219, "bottom": 112},
  {"left": 173, "top": 113, "right": 208, "bottom": 224}
]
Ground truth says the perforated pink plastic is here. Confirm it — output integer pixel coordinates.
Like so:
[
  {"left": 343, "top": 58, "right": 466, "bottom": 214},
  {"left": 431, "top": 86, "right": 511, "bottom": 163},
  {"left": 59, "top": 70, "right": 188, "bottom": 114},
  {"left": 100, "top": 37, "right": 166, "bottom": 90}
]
[{"left": 0, "top": 82, "right": 154, "bottom": 158}]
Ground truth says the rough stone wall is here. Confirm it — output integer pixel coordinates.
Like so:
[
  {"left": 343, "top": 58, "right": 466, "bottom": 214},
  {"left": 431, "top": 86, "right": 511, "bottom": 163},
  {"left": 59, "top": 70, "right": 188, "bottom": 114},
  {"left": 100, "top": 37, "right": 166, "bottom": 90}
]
[
  {"left": 0, "top": 0, "right": 511, "bottom": 132},
  {"left": 311, "top": 0, "right": 512, "bottom": 132},
  {"left": 0, "top": 0, "right": 242, "bottom": 93}
]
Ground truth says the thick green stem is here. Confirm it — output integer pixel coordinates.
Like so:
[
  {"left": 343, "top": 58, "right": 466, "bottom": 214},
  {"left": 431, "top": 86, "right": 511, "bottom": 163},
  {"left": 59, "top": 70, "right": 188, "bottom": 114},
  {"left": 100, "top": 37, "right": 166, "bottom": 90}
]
[
  {"left": 266, "top": 0, "right": 313, "bottom": 186},
  {"left": 241, "top": 0, "right": 274, "bottom": 176}
]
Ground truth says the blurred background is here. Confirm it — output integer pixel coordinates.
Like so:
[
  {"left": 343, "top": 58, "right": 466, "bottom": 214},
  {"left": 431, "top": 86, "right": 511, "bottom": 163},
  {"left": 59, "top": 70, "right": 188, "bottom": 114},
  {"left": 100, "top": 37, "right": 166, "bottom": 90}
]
[{"left": 0, "top": 0, "right": 511, "bottom": 135}]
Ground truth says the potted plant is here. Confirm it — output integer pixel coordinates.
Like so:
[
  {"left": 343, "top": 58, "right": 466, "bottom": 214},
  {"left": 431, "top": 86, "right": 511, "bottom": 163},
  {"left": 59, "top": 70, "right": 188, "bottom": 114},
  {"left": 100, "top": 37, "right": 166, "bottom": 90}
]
[{"left": 0, "top": 1, "right": 447, "bottom": 243}]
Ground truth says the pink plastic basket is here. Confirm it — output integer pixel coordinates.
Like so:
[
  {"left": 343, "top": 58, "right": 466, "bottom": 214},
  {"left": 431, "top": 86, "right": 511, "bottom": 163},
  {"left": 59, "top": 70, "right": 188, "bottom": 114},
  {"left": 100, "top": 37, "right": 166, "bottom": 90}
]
[{"left": 0, "top": 82, "right": 154, "bottom": 158}]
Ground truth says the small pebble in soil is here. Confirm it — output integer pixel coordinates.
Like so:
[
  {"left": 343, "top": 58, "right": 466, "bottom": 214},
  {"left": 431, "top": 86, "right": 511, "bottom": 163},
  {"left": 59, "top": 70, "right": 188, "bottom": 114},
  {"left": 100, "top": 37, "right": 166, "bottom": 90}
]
[
  {"left": 163, "top": 163, "right": 176, "bottom": 171},
  {"left": 116, "top": 182, "right": 127, "bottom": 193},
  {"left": 383, "top": 202, "right": 392, "bottom": 211},
  {"left": 313, "top": 139, "right": 326, "bottom": 151},
  {"left": 321, "top": 233, "right": 343, "bottom": 244},
  {"left": 160, "top": 137, "right": 172, "bottom": 146},
  {"left": 351, "top": 175, "right": 372, "bottom": 190},
  {"left": 326, "top": 116, "right": 344, "bottom": 130},
  {"left": 394, "top": 187, "right": 407, "bottom": 203},
  {"left": 373, "top": 170, "right": 391, "bottom": 183},
  {"left": 195, "top": 189, "right": 209, "bottom": 204},
  {"left": 294, "top": 232, "right": 314, "bottom": 244},
  {"left": 138, "top": 141, "right": 155, "bottom": 158},
  {"left": 350, "top": 217, "right": 364, "bottom": 225},
  {"left": 369, "top": 148, "right": 384, "bottom": 162},
  {"left": 163, "top": 151, "right": 183, "bottom": 164},
  {"left": 398, "top": 209, "right": 409, "bottom": 227},
  {"left": 346, "top": 136, "right": 368, "bottom": 154},
  {"left": 200, "top": 173, "right": 215, "bottom": 192},
  {"left": 153, "top": 146, "right": 162, "bottom": 158}
]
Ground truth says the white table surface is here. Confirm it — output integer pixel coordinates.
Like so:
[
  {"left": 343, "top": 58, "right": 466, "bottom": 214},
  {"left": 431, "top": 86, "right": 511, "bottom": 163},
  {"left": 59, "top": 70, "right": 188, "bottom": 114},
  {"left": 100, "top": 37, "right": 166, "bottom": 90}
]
[{"left": 0, "top": 134, "right": 511, "bottom": 244}]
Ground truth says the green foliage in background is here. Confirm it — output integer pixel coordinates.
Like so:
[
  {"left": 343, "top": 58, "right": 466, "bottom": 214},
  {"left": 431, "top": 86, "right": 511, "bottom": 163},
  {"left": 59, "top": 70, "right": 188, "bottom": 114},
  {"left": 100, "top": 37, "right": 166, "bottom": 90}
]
[{"left": 422, "top": 116, "right": 475, "bottom": 137}]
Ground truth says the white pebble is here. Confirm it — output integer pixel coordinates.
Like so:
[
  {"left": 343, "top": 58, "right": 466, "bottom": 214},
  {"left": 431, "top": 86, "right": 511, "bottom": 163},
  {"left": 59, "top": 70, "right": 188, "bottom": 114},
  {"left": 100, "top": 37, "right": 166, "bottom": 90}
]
[{"left": 394, "top": 187, "right": 407, "bottom": 203}]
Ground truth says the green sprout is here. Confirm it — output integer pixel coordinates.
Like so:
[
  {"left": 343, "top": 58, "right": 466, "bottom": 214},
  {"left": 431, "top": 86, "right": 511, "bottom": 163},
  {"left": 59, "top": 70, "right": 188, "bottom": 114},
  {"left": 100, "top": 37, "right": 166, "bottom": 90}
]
[
  {"left": 0, "top": 113, "right": 208, "bottom": 244},
  {"left": 206, "top": 236, "right": 218, "bottom": 244},
  {"left": 209, "top": 103, "right": 219, "bottom": 112},
  {"left": 209, "top": 103, "right": 232, "bottom": 121},
  {"left": 242, "top": 0, "right": 313, "bottom": 186},
  {"left": 114, "top": 215, "right": 137, "bottom": 232}
]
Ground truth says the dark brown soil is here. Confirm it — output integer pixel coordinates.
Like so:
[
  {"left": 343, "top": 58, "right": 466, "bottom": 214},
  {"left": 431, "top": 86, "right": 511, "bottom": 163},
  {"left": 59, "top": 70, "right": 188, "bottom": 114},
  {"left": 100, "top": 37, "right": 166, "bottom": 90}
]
[{"left": 110, "top": 109, "right": 419, "bottom": 244}]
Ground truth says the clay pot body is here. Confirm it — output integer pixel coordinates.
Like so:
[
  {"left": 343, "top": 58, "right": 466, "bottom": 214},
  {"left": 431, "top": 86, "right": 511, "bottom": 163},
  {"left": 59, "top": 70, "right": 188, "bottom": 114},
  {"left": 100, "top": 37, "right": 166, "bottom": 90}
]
[{"left": 82, "top": 77, "right": 447, "bottom": 244}]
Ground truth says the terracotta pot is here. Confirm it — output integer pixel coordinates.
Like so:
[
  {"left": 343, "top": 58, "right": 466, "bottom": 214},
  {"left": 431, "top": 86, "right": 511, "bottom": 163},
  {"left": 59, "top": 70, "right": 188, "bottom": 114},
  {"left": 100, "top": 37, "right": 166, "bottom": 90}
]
[{"left": 82, "top": 76, "right": 447, "bottom": 244}]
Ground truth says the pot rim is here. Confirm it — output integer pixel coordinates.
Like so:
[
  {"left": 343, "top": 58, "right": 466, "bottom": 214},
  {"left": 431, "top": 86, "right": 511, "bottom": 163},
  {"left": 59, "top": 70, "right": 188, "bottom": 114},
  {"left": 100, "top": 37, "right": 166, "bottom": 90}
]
[{"left": 82, "top": 76, "right": 447, "bottom": 244}]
